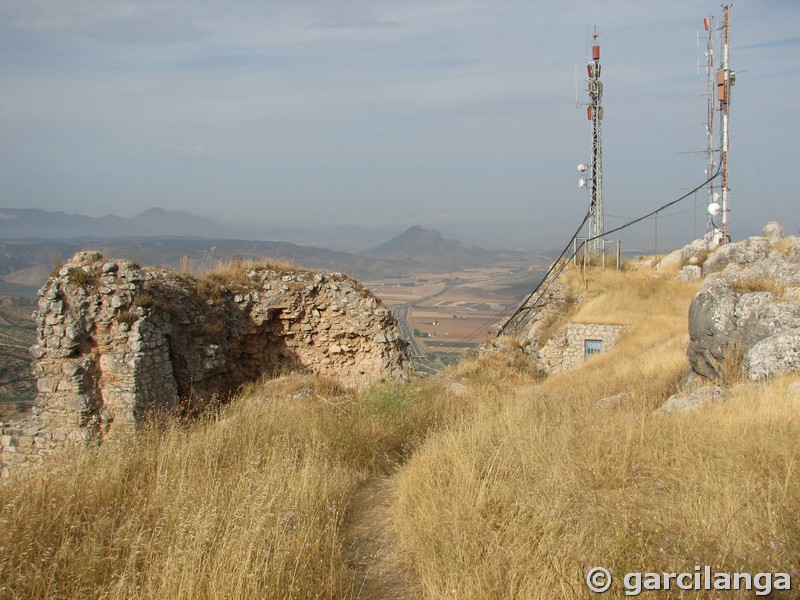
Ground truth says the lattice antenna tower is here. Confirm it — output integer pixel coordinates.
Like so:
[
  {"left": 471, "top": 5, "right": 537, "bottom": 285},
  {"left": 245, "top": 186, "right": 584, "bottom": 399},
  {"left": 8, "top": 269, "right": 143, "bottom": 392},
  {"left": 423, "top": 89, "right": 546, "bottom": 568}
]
[
  {"left": 701, "top": 14, "right": 717, "bottom": 241},
  {"left": 581, "top": 28, "right": 604, "bottom": 254},
  {"left": 718, "top": 4, "right": 734, "bottom": 244}
]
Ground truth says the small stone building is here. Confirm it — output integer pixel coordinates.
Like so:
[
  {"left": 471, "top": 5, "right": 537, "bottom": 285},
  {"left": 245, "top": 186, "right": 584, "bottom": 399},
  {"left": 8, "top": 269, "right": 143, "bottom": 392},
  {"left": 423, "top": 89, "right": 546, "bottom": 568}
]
[{"left": 539, "top": 322, "right": 626, "bottom": 374}]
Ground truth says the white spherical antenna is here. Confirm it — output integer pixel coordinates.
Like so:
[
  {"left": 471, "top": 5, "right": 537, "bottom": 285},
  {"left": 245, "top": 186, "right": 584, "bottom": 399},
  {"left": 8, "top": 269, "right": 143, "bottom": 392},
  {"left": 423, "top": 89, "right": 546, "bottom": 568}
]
[
  {"left": 708, "top": 202, "right": 721, "bottom": 216},
  {"left": 577, "top": 163, "right": 588, "bottom": 173}
]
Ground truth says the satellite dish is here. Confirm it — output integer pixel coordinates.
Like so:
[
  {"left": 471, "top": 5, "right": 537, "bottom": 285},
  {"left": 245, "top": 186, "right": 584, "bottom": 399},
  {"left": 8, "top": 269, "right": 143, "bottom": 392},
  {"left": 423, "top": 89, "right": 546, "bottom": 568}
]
[
  {"left": 708, "top": 202, "right": 721, "bottom": 216},
  {"left": 577, "top": 163, "right": 588, "bottom": 173},
  {"left": 579, "top": 178, "right": 587, "bottom": 188}
]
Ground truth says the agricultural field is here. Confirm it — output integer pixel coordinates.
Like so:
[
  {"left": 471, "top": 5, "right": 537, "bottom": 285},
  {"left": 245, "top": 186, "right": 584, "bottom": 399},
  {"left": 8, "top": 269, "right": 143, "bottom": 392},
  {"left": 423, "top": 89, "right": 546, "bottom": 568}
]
[
  {"left": 366, "top": 262, "right": 544, "bottom": 358},
  {"left": 0, "top": 296, "right": 37, "bottom": 421}
]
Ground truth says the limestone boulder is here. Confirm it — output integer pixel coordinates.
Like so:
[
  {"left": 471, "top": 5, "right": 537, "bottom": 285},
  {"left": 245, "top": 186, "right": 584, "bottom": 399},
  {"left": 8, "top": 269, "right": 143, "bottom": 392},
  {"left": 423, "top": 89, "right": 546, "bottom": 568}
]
[
  {"left": 655, "top": 386, "right": 727, "bottom": 414},
  {"left": 762, "top": 221, "right": 786, "bottom": 246},
  {"left": 677, "top": 265, "right": 702, "bottom": 283},
  {"left": 702, "top": 221, "right": 800, "bottom": 285},
  {"left": 747, "top": 333, "right": 800, "bottom": 381},
  {"left": 687, "top": 278, "right": 738, "bottom": 380},
  {"left": 703, "top": 237, "right": 770, "bottom": 275},
  {"left": 686, "top": 222, "right": 800, "bottom": 382},
  {"left": 658, "top": 239, "right": 714, "bottom": 271},
  {"left": 658, "top": 248, "right": 685, "bottom": 270}
]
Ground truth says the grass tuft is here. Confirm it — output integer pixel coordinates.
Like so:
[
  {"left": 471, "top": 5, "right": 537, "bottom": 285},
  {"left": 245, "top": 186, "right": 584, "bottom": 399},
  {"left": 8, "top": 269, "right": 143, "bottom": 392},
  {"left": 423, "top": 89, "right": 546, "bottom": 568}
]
[
  {"left": 729, "top": 277, "right": 786, "bottom": 297},
  {"left": 67, "top": 267, "right": 94, "bottom": 288}
]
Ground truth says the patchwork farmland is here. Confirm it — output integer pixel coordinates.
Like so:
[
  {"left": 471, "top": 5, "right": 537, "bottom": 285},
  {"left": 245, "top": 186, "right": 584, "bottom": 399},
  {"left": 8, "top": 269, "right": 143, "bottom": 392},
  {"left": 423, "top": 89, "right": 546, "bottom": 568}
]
[{"left": 366, "top": 263, "right": 544, "bottom": 363}]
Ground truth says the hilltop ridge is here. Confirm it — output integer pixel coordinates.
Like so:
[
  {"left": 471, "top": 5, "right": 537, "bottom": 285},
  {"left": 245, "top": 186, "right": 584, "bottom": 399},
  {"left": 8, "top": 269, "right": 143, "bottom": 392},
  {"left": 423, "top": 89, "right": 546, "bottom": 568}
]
[
  {"left": 2, "top": 245, "right": 797, "bottom": 598},
  {"left": 0, "top": 207, "right": 225, "bottom": 239},
  {"left": 361, "top": 225, "right": 516, "bottom": 266}
]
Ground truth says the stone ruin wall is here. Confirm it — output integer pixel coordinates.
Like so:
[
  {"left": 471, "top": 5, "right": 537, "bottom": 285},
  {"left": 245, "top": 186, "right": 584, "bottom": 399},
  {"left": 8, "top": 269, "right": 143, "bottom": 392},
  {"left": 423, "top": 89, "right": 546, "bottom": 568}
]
[
  {"left": 1, "top": 251, "right": 411, "bottom": 478},
  {"left": 538, "top": 323, "right": 627, "bottom": 374}
]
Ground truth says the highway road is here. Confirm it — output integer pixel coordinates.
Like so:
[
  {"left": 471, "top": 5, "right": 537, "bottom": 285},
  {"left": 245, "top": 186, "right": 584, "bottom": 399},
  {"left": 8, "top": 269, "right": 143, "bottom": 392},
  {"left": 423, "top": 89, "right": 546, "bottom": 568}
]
[
  {"left": 387, "top": 270, "right": 545, "bottom": 372},
  {"left": 390, "top": 280, "right": 460, "bottom": 373}
]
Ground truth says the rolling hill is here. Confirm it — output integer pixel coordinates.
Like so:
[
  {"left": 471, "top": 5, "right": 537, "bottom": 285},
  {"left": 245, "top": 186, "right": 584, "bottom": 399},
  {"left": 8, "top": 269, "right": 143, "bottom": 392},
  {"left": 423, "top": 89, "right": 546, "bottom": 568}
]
[{"left": 360, "top": 225, "right": 521, "bottom": 267}]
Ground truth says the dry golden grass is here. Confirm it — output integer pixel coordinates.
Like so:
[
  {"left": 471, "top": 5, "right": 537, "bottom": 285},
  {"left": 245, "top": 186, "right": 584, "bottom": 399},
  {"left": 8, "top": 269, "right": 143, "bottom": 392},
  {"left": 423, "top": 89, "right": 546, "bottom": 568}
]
[
  {"left": 192, "top": 255, "right": 307, "bottom": 301},
  {"left": 774, "top": 237, "right": 796, "bottom": 258},
  {"left": 450, "top": 340, "right": 542, "bottom": 393},
  {"left": 392, "top": 265, "right": 800, "bottom": 599},
  {"left": 394, "top": 380, "right": 800, "bottom": 598},
  {"left": 0, "top": 375, "right": 468, "bottom": 600},
  {"left": 728, "top": 277, "right": 786, "bottom": 297},
  {"left": 563, "top": 265, "right": 702, "bottom": 327},
  {"left": 4, "top": 264, "right": 799, "bottom": 599}
]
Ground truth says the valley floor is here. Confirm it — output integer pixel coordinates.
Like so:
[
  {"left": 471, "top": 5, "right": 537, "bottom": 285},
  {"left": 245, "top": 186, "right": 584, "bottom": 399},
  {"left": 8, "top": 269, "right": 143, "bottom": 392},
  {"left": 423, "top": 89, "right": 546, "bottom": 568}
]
[{"left": 366, "top": 261, "right": 543, "bottom": 367}]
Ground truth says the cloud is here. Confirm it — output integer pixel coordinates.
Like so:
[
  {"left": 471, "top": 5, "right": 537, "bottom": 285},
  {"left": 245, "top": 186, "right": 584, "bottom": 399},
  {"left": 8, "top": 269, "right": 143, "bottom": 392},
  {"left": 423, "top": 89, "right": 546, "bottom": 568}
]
[
  {"left": 77, "top": 16, "right": 206, "bottom": 46},
  {"left": 1, "top": 1, "right": 798, "bottom": 247},
  {"left": 9, "top": 2, "right": 206, "bottom": 46},
  {"left": 304, "top": 5, "right": 398, "bottom": 30},
  {"left": 176, "top": 145, "right": 208, "bottom": 159},
  {"left": 742, "top": 35, "right": 800, "bottom": 51}
]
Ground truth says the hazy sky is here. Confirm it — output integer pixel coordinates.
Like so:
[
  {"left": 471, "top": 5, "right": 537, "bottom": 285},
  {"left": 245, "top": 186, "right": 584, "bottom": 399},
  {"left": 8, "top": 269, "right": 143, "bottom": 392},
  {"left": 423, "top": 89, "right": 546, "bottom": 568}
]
[{"left": 1, "top": 1, "right": 798, "bottom": 249}]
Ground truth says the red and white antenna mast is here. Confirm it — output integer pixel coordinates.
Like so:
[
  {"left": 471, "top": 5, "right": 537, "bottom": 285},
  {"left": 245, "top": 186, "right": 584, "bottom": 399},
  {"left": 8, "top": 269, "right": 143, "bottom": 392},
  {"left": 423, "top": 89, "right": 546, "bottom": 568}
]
[
  {"left": 583, "top": 28, "right": 604, "bottom": 255},
  {"left": 718, "top": 4, "right": 735, "bottom": 244}
]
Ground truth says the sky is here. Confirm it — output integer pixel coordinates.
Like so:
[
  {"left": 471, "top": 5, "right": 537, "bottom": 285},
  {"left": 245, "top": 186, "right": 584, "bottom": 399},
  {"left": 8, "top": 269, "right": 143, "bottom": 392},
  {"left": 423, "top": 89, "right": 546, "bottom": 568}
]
[{"left": 1, "top": 0, "right": 798, "bottom": 250}]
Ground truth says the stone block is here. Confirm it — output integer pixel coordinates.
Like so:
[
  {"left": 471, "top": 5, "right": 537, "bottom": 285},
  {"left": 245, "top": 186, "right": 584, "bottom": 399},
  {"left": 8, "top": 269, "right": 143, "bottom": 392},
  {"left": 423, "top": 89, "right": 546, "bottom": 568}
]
[
  {"left": 4, "top": 452, "right": 27, "bottom": 464},
  {"left": 37, "top": 378, "right": 56, "bottom": 393},
  {"left": 15, "top": 436, "right": 33, "bottom": 448}
]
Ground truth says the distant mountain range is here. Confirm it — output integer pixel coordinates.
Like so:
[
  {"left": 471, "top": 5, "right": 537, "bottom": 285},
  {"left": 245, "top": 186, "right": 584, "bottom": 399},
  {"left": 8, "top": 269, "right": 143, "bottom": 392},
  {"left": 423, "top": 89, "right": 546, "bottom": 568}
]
[
  {"left": 0, "top": 210, "right": 543, "bottom": 295},
  {"left": 0, "top": 208, "right": 395, "bottom": 252},
  {"left": 0, "top": 237, "right": 409, "bottom": 294},
  {"left": 0, "top": 208, "right": 227, "bottom": 240}
]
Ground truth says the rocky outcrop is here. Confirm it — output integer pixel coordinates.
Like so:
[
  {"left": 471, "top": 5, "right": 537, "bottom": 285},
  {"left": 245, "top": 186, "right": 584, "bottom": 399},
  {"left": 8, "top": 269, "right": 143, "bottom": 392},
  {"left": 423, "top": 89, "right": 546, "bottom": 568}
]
[
  {"left": 686, "top": 222, "right": 800, "bottom": 381},
  {"left": 658, "top": 239, "right": 714, "bottom": 271},
  {"left": 686, "top": 278, "right": 740, "bottom": 380},
  {"left": 655, "top": 385, "right": 728, "bottom": 414},
  {"left": 677, "top": 265, "right": 702, "bottom": 282},
  {"left": 2, "top": 252, "right": 410, "bottom": 477}
]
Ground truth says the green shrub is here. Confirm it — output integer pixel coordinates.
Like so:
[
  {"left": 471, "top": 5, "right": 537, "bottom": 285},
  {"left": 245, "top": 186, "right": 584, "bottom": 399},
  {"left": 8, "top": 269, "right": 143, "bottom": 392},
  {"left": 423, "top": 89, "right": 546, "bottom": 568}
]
[
  {"left": 67, "top": 268, "right": 94, "bottom": 287},
  {"left": 115, "top": 310, "right": 138, "bottom": 326}
]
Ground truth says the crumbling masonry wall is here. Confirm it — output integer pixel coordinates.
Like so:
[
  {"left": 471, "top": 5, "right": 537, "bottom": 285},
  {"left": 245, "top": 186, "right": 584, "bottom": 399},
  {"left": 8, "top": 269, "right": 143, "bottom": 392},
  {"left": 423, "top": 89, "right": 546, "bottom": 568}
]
[{"left": 1, "top": 251, "right": 410, "bottom": 477}]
